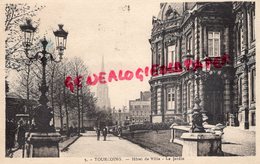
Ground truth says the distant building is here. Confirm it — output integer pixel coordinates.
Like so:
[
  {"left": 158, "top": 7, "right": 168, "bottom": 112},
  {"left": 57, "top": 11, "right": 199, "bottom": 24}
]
[
  {"left": 96, "top": 56, "right": 111, "bottom": 110},
  {"left": 129, "top": 91, "right": 151, "bottom": 124},
  {"left": 112, "top": 107, "right": 130, "bottom": 126}
]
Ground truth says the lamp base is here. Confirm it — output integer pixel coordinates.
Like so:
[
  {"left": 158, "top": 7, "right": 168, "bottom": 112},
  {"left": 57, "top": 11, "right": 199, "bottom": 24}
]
[{"left": 25, "top": 132, "right": 61, "bottom": 157}]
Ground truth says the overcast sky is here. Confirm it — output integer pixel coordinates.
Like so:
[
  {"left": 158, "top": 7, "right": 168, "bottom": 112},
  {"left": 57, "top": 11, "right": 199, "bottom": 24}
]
[{"left": 31, "top": 0, "right": 161, "bottom": 109}]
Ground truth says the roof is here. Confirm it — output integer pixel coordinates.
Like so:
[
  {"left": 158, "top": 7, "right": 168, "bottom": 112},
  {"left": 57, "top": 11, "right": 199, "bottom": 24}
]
[
  {"left": 157, "top": 3, "right": 184, "bottom": 21},
  {"left": 6, "top": 92, "right": 23, "bottom": 99}
]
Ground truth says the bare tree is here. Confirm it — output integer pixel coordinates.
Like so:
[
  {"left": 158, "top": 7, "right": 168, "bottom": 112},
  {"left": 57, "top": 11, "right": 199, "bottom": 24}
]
[
  {"left": 67, "top": 57, "right": 88, "bottom": 135},
  {"left": 5, "top": 3, "right": 45, "bottom": 70}
]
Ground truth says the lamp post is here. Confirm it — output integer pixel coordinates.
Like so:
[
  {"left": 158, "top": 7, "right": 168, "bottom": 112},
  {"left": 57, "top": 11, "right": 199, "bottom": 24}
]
[
  {"left": 20, "top": 19, "right": 68, "bottom": 157},
  {"left": 20, "top": 19, "right": 68, "bottom": 132}
]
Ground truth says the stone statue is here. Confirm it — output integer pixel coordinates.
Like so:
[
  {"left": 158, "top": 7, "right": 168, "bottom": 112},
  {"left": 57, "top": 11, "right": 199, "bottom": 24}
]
[{"left": 191, "top": 97, "right": 206, "bottom": 133}]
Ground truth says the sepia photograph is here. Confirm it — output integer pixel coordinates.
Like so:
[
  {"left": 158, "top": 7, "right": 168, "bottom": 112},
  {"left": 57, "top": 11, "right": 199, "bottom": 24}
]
[{"left": 1, "top": 0, "right": 258, "bottom": 163}]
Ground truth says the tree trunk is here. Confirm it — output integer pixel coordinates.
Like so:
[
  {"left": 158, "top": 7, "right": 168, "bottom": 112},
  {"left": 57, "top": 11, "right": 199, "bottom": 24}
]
[
  {"left": 26, "top": 65, "right": 31, "bottom": 125},
  {"left": 59, "top": 87, "right": 63, "bottom": 132},
  {"left": 76, "top": 75, "right": 81, "bottom": 136},
  {"left": 51, "top": 66, "right": 55, "bottom": 126},
  {"left": 81, "top": 87, "right": 84, "bottom": 131},
  {"left": 63, "top": 71, "right": 69, "bottom": 136}
]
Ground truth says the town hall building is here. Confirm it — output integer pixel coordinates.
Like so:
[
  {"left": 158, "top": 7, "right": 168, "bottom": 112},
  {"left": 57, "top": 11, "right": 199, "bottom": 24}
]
[{"left": 149, "top": 2, "right": 255, "bottom": 129}]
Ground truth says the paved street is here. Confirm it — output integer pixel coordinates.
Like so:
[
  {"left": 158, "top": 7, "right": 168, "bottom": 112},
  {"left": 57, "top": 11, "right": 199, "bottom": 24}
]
[{"left": 60, "top": 131, "right": 161, "bottom": 157}]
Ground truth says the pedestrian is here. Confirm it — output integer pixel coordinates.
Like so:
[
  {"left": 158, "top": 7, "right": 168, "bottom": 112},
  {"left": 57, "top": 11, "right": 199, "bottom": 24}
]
[
  {"left": 96, "top": 128, "right": 101, "bottom": 141},
  {"left": 17, "top": 120, "right": 26, "bottom": 149},
  {"left": 68, "top": 126, "right": 73, "bottom": 137},
  {"left": 118, "top": 126, "right": 122, "bottom": 139},
  {"left": 102, "top": 127, "right": 107, "bottom": 141},
  {"left": 9, "top": 119, "right": 16, "bottom": 149},
  {"left": 6, "top": 120, "right": 11, "bottom": 156}
]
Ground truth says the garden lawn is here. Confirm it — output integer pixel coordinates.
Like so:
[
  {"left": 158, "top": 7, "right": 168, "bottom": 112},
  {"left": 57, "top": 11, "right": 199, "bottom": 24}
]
[{"left": 123, "top": 130, "right": 182, "bottom": 157}]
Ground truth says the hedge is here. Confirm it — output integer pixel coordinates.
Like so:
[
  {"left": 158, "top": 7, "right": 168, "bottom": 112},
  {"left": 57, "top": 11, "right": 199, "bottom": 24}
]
[{"left": 128, "top": 117, "right": 189, "bottom": 131}]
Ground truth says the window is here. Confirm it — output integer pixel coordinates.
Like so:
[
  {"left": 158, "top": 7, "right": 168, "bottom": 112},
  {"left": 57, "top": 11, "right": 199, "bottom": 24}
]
[
  {"left": 250, "top": 10, "right": 255, "bottom": 41},
  {"left": 168, "top": 45, "right": 176, "bottom": 65},
  {"left": 167, "top": 88, "right": 175, "bottom": 110},
  {"left": 251, "top": 69, "right": 256, "bottom": 101},
  {"left": 157, "top": 88, "right": 161, "bottom": 110},
  {"left": 240, "top": 28, "right": 243, "bottom": 51},
  {"left": 186, "top": 33, "right": 193, "bottom": 55},
  {"left": 208, "top": 32, "right": 220, "bottom": 57},
  {"left": 238, "top": 78, "right": 243, "bottom": 105}
]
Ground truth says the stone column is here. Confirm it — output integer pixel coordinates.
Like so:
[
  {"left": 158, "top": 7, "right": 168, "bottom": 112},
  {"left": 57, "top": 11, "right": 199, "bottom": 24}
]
[
  {"left": 182, "top": 81, "right": 187, "bottom": 122},
  {"left": 203, "top": 26, "right": 207, "bottom": 56},
  {"left": 233, "top": 77, "right": 239, "bottom": 126},
  {"left": 165, "top": 44, "right": 168, "bottom": 66},
  {"left": 194, "top": 17, "right": 198, "bottom": 57},
  {"left": 177, "top": 38, "right": 181, "bottom": 62},
  {"left": 224, "top": 27, "right": 230, "bottom": 54},
  {"left": 161, "top": 38, "right": 165, "bottom": 67},
  {"left": 242, "top": 65, "right": 249, "bottom": 129},
  {"left": 162, "top": 84, "right": 167, "bottom": 122},
  {"left": 187, "top": 79, "right": 195, "bottom": 124},
  {"left": 157, "top": 86, "right": 162, "bottom": 115},
  {"left": 223, "top": 75, "right": 232, "bottom": 125},
  {"left": 242, "top": 6, "right": 248, "bottom": 53},
  {"left": 151, "top": 86, "right": 156, "bottom": 115},
  {"left": 199, "top": 78, "right": 205, "bottom": 111},
  {"left": 177, "top": 82, "right": 182, "bottom": 114},
  {"left": 200, "top": 24, "right": 203, "bottom": 59}
]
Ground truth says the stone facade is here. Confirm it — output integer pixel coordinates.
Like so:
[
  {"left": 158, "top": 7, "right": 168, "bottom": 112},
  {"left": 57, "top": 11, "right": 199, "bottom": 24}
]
[
  {"left": 129, "top": 91, "right": 151, "bottom": 124},
  {"left": 149, "top": 2, "right": 255, "bottom": 129}
]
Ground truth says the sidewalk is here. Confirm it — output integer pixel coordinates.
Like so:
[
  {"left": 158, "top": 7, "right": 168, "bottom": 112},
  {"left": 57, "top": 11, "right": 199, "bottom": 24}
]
[
  {"left": 222, "top": 126, "right": 255, "bottom": 156},
  {"left": 60, "top": 132, "right": 161, "bottom": 157},
  {"left": 9, "top": 134, "right": 81, "bottom": 158}
]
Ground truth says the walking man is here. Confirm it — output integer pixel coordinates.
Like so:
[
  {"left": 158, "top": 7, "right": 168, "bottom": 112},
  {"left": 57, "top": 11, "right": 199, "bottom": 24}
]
[
  {"left": 96, "top": 128, "right": 101, "bottom": 141},
  {"left": 103, "top": 127, "right": 107, "bottom": 141},
  {"left": 118, "top": 126, "right": 122, "bottom": 139}
]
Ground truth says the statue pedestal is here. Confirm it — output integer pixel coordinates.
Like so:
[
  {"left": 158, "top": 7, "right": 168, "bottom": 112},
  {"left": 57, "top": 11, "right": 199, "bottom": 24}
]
[
  {"left": 26, "top": 132, "right": 61, "bottom": 157},
  {"left": 180, "top": 132, "right": 222, "bottom": 156}
]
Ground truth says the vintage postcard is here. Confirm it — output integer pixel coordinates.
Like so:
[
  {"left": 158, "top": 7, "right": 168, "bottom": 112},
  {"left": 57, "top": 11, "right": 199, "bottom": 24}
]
[{"left": 0, "top": 0, "right": 259, "bottom": 163}]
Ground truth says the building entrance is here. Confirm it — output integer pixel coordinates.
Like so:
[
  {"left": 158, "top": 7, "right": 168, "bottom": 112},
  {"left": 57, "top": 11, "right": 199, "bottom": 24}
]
[{"left": 204, "top": 75, "right": 224, "bottom": 124}]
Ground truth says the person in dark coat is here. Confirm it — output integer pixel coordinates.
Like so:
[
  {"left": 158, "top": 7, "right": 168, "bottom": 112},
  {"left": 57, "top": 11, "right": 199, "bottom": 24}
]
[
  {"left": 102, "top": 127, "right": 108, "bottom": 141},
  {"left": 10, "top": 120, "right": 17, "bottom": 147},
  {"left": 118, "top": 126, "right": 122, "bottom": 139},
  {"left": 17, "top": 120, "right": 26, "bottom": 148},
  {"left": 96, "top": 128, "right": 101, "bottom": 141},
  {"left": 6, "top": 120, "right": 11, "bottom": 156}
]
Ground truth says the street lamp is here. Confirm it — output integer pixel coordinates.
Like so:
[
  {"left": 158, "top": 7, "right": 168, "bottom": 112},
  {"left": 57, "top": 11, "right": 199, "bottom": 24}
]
[
  {"left": 20, "top": 19, "right": 68, "bottom": 132},
  {"left": 20, "top": 19, "right": 36, "bottom": 51}
]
